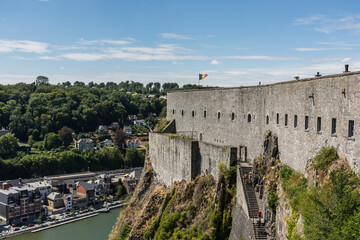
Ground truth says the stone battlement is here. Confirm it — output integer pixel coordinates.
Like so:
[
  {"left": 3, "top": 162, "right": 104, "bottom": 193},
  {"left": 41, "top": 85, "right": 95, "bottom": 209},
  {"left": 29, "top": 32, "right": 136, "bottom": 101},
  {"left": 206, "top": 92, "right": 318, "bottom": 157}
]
[{"left": 166, "top": 70, "right": 360, "bottom": 173}]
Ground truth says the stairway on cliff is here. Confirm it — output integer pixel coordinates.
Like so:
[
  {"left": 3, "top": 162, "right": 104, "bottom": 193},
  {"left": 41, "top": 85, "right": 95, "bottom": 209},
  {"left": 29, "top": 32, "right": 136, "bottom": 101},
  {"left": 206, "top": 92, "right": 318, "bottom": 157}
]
[{"left": 240, "top": 166, "right": 268, "bottom": 240}]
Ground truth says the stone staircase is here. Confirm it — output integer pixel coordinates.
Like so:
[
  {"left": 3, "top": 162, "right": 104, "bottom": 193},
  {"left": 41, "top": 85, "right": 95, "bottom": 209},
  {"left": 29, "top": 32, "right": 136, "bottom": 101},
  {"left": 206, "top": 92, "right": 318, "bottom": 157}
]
[{"left": 240, "top": 166, "right": 268, "bottom": 240}]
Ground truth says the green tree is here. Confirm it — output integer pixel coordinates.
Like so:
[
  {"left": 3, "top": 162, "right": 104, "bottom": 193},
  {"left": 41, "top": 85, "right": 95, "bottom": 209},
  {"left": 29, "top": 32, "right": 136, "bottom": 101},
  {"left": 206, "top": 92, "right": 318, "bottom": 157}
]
[
  {"left": 125, "top": 148, "right": 145, "bottom": 167},
  {"left": 0, "top": 133, "right": 19, "bottom": 159},
  {"left": 114, "top": 130, "right": 126, "bottom": 150},
  {"left": 43, "top": 132, "right": 62, "bottom": 150},
  {"left": 35, "top": 75, "right": 49, "bottom": 86},
  {"left": 58, "top": 126, "right": 74, "bottom": 147}
]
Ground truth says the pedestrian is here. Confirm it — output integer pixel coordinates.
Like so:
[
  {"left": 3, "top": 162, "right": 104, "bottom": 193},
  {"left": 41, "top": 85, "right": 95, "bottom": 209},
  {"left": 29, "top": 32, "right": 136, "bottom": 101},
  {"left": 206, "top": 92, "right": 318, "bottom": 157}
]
[
  {"left": 243, "top": 173, "right": 248, "bottom": 184},
  {"left": 257, "top": 217, "right": 261, "bottom": 228},
  {"left": 248, "top": 171, "right": 253, "bottom": 184},
  {"left": 258, "top": 210, "right": 262, "bottom": 218}
]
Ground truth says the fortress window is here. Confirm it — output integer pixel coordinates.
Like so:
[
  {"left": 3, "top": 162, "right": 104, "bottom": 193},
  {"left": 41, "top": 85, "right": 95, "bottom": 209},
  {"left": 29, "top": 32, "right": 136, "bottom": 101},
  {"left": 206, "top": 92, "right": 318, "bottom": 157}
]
[
  {"left": 276, "top": 113, "right": 279, "bottom": 125},
  {"left": 247, "top": 114, "right": 251, "bottom": 122},
  {"left": 204, "top": 111, "right": 207, "bottom": 118},
  {"left": 285, "top": 114, "right": 288, "bottom": 126},
  {"left": 294, "top": 115, "right": 298, "bottom": 128},
  {"left": 192, "top": 111, "right": 195, "bottom": 117},
  {"left": 181, "top": 110, "right": 184, "bottom": 116},
  {"left": 172, "top": 109, "right": 175, "bottom": 114},
  {"left": 332, "top": 118, "right": 337, "bottom": 134},
  {"left": 305, "top": 116, "right": 309, "bottom": 130},
  {"left": 348, "top": 120, "right": 354, "bottom": 137},
  {"left": 231, "top": 113, "right": 235, "bottom": 120},
  {"left": 266, "top": 115, "right": 269, "bottom": 125},
  {"left": 317, "top": 117, "right": 321, "bottom": 132},
  {"left": 218, "top": 112, "right": 221, "bottom": 119}
]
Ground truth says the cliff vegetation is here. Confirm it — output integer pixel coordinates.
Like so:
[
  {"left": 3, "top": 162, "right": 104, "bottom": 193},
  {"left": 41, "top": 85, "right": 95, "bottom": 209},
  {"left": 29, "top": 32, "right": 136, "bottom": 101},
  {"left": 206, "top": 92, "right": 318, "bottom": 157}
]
[
  {"left": 109, "top": 158, "right": 236, "bottom": 240},
  {"left": 261, "top": 146, "right": 360, "bottom": 240}
]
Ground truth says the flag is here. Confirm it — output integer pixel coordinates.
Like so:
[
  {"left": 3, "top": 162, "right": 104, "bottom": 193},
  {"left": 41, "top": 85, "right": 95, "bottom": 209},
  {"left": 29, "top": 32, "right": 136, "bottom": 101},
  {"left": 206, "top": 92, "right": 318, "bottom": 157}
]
[{"left": 199, "top": 74, "right": 208, "bottom": 80}]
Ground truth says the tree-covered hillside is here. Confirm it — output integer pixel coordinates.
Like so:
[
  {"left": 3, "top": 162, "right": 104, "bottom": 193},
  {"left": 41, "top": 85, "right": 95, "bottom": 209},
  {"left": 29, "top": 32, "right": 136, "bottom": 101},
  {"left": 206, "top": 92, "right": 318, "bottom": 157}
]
[{"left": 0, "top": 79, "right": 176, "bottom": 141}]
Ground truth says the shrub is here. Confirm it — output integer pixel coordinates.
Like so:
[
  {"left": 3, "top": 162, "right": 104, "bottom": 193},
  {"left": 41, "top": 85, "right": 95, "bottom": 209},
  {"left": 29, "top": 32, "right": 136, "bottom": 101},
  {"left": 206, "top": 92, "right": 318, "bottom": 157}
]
[
  {"left": 116, "top": 224, "right": 131, "bottom": 240},
  {"left": 313, "top": 146, "right": 338, "bottom": 170},
  {"left": 268, "top": 189, "right": 278, "bottom": 213}
]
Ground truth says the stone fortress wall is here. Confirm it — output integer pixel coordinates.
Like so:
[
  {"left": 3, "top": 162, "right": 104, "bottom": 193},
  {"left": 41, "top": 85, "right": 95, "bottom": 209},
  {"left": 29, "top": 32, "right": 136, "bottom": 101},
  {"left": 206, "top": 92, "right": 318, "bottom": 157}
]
[
  {"left": 166, "top": 70, "right": 360, "bottom": 174},
  {"left": 149, "top": 133, "right": 237, "bottom": 186}
]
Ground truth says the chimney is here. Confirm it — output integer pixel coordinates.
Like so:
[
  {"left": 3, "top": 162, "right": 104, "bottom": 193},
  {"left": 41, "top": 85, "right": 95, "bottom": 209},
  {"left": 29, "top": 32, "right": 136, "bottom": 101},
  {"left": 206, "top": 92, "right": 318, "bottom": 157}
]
[
  {"left": 344, "top": 64, "right": 350, "bottom": 73},
  {"left": 294, "top": 76, "right": 300, "bottom": 80},
  {"left": 315, "top": 72, "right": 321, "bottom": 77},
  {"left": 259, "top": 82, "right": 261, "bottom": 85}
]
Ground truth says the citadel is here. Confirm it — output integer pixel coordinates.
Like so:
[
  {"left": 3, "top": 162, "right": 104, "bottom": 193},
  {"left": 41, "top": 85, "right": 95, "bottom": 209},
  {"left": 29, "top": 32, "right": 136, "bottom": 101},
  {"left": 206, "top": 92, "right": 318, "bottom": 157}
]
[{"left": 148, "top": 65, "right": 360, "bottom": 239}]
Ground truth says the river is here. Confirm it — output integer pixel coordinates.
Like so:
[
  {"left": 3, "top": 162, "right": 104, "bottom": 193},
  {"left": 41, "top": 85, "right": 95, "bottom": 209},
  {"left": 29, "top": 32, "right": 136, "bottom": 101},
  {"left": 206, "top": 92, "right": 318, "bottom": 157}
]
[{"left": 10, "top": 208, "right": 123, "bottom": 240}]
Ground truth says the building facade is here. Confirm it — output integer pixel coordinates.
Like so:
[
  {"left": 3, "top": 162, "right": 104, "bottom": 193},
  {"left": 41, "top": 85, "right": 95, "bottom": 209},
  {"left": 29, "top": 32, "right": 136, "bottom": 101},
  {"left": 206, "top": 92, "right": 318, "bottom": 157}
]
[{"left": 0, "top": 186, "right": 42, "bottom": 224}]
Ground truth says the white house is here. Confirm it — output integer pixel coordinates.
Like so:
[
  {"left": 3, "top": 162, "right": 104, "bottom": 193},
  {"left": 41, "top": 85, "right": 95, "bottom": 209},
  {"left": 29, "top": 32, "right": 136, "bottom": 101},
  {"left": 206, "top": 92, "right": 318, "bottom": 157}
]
[
  {"left": 102, "top": 139, "right": 113, "bottom": 147},
  {"left": 134, "top": 120, "right": 146, "bottom": 126},
  {"left": 124, "top": 126, "right": 132, "bottom": 135},
  {"left": 26, "top": 181, "right": 52, "bottom": 201},
  {"left": 125, "top": 139, "right": 140, "bottom": 148},
  {"left": 63, "top": 194, "right": 72, "bottom": 211}
]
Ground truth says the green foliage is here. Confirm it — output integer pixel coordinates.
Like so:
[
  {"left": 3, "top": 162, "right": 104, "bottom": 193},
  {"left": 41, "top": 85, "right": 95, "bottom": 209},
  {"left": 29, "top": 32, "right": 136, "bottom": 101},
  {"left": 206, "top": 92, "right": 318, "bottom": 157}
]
[
  {"left": 0, "top": 146, "right": 125, "bottom": 180},
  {"left": 268, "top": 189, "right": 278, "bottom": 214},
  {"left": 43, "top": 132, "right": 62, "bottom": 150},
  {"left": 37, "top": 216, "right": 43, "bottom": 224},
  {"left": 58, "top": 126, "right": 74, "bottom": 147},
  {"left": 217, "top": 162, "right": 226, "bottom": 174},
  {"left": 0, "top": 133, "right": 19, "bottom": 159},
  {"left": 280, "top": 165, "right": 307, "bottom": 210},
  {"left": 279, "top": 163, "right": 360, "bottom": 240},
  {"left": 144, "top": 216, "right": 160, "bottom": 240},
  {"left": 313, "top": 146, "right": 338, "bottom": 170},
  {"left": 115, "top": 180, "right": 127, "bottom": 197},
  {"left": 125, "top": 148, "right": 145, "bottom": 167},
  {"left": 286, "top": 208, "right": 300, "bottom": 239},
  {"left": 116, "top": 224, "right": 131, "bottom": 240}
]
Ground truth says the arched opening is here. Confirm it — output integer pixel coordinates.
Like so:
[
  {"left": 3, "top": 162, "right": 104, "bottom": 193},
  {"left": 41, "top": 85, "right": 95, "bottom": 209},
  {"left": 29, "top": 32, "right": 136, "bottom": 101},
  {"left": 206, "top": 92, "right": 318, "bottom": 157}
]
[{"left": 247, "top": 114, "right": 251, "bottom": 122}]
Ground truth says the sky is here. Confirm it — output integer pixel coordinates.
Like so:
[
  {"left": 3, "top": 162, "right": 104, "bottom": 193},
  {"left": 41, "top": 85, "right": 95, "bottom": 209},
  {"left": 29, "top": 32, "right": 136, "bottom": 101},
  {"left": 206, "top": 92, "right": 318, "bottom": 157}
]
[{"left": 1, "top": 0, "right": 360, "bottom": 87}]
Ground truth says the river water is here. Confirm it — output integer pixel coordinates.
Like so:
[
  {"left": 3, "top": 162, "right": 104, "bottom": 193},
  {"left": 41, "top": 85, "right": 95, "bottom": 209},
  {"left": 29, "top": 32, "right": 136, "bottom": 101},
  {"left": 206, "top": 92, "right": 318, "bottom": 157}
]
[{"left": 11, "top": 208, "right": 123, "bottom": 240}]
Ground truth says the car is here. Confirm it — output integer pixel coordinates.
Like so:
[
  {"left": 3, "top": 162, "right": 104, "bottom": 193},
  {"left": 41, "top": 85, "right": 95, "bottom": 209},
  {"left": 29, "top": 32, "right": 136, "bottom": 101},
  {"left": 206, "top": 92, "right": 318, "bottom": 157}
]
[
  {"left": 28, "top": 224, "right": 34, "bottom": 227},
  {"left": 20, "top": 226, "right": 27, "bottom": 229}
]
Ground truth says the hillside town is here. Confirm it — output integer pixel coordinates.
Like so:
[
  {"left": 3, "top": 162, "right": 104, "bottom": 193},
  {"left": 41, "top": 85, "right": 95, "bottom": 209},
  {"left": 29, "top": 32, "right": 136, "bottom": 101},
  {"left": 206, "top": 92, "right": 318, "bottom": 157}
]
[{"left": 0, "top": 167, "right": 142, "bottom": 238}]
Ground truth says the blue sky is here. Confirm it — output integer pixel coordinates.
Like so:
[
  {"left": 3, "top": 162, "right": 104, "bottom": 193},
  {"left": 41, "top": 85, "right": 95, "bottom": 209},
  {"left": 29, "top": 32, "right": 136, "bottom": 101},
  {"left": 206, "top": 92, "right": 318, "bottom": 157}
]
[{"left": 1, "top": 0, "right": 360, "bottom": 87}]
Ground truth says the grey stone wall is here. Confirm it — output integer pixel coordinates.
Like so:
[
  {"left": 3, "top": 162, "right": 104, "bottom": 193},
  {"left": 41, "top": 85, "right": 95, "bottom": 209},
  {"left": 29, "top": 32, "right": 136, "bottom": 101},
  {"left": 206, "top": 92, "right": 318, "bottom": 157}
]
[
  {"left": 149, "top": 133, "right": 237, "bottom": 186},
  {"left": 149, "top": 133, "right": 196, "bottom": 186},
  {"left": 167, "top": 72, "right": 360, "bottom": 173},
  {"left": 198, "top": 141, "right": 236, "bottom": 178},
  {"left": 230, "top": 200, "right": 255, "bottom": 240}
]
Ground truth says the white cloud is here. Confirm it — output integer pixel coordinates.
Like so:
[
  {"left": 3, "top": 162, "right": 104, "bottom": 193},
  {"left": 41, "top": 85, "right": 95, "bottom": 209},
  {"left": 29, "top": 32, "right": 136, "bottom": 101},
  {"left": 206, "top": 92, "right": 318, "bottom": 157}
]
[
  {"left": 211, "top": 60, "right": 221, "bottom": 65},
  {"left": 0, "top": 40, "right": 49, "bottom": 53},
  {"left": 160, "top": 33, "right": 193, "bottom": 40},
  {"left": 294, "top": 47, "right": 353, "bottom": 52},
  {"left": 342, "top": 58, "right": 351, "bottom": 62},
  {"left": 58, "top": 43, "right": 208, "bottom": 61},
  {"left": 222, "top": 55, "right": 299, "bottom": 60},
  {"left": 295, "top": 15, "right": 360, "bottom": 33}
]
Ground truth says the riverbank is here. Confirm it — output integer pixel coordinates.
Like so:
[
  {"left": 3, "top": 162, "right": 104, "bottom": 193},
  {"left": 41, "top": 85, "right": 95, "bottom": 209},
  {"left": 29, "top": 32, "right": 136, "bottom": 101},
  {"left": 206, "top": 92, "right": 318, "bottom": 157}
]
[{"left": 1, "top": 202, "right": 127, "bottom": 239}]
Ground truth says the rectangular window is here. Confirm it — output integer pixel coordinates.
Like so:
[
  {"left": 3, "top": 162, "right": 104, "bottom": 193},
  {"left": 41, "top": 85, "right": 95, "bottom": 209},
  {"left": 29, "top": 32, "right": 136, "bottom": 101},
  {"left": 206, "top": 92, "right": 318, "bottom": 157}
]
[
  {"left": 294, "top": 115, "right": 298, "bottom": 128},
  {"left": 204, "top": 111, "right": 207, "bottom": 118},
  {"left": 218, "top": 112, "right": 221, "bottom": 119},
  {"left": 231, "top": 112, "right": 235, "bottom": 120},
  {"left": 192, "top": 110, "right": 195, "bottom": 117},
  {"left": 285, "top": 114, "right": 288, "bottom": 126},
  {"left": 348, "top": 120, "right": 355, "bottom": 137},
  {"left": 305, "top": 116, "right": 309, "bottom": 130},
  {"left": 276, "top": 113, "right": 279, "bottom": 125},
  {"left": 317, "top": 117, "right": 321, "bottom": 132},
  {"left": 332, "top": 118, "right": 336, "bottom": 134},
  {"left": 266, "top": 115, "right": 269, "bottom": 125}
]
